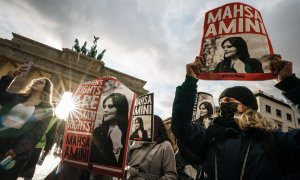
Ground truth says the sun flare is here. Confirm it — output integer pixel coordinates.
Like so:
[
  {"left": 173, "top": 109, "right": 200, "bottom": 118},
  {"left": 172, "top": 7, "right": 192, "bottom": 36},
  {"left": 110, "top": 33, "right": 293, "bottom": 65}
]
[{"left": 55, "top": 92, "right": 75, "bottom": 120}]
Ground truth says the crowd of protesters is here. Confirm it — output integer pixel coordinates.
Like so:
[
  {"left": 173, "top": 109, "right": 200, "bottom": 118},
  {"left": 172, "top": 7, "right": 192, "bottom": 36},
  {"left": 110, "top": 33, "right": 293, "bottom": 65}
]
[{"left": 0, "top": 53, "right": 299, "bottom": 180}]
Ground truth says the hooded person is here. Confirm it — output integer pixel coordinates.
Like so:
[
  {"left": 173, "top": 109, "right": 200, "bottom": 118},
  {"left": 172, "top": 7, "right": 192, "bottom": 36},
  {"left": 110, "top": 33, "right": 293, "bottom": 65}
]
[{"left": 171, "top": 56, "right": 300, "bottom": 180}]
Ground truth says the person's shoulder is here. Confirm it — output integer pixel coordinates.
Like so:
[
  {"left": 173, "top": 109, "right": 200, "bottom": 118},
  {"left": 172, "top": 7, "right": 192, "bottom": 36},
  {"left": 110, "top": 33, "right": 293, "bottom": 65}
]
[
  {"left": 161, "top": 141, "right": 174, "bottom": 150},
  {"left": 93, "top": 124, "right": 105, "bottom": 134},
  {"left": 142, "top": 129, "right": 148, "bottom": 133},
  {"left": 215, "top": 60, "right": 225, "bottom": 66},
  {"left": 213, "top": 60, "right": 226, "bottom": 72},
  {"left": 248, "top": 58, "right": 261, "bottom": 64}
]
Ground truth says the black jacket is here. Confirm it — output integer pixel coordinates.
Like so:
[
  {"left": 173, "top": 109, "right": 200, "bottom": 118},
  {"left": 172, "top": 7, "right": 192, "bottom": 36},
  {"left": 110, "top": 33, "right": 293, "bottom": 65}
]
[
  {"left": 213, "top": 58, "right": 264, "bottom": 73},
  {"left": 130, "top": 129, "right": 148, "bottom": 141},
  {"left": 171, "top": 75, "right": 300, "bottom": 180},
  {"left": 90, "top": 122, "right": 125, "bottom": 167},
  {"left": 0, "top": 75, "right": 53, "bottom": 155}
]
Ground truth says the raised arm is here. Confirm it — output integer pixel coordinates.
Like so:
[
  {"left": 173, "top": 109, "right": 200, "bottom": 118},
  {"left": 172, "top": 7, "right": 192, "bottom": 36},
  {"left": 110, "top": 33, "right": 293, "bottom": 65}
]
[
  {"left": 270, "top": 55, "right": 300, "bottom": 173},
  {"left": 270, "top": 55, "right": 300, "bottom": 114},
  {"left": 0, "top": 64, "right": 30, "bottom": 101},
  {"left": 171, "top": 57, "right": 206, "bottom": 155}
]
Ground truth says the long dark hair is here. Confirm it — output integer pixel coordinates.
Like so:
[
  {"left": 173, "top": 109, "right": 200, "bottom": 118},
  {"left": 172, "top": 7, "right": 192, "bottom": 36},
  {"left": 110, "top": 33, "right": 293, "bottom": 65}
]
[
  {"left": 102, "top": 93, "right": 129, "bottom": 125},
  {"left": 199, "top": 101, "right": 213, "bottom": 118},
  {"left": 101, "top": 93, "right": 129, "bottom": 144},
  {"left": 153, "top": 115, "right": 170, "bottom": 144},
  {"left": 135, "top": 117, "right": 145, "bottom": 131},
  {"left": 221, "top": 37, "right": 250, "bottom": 62}
]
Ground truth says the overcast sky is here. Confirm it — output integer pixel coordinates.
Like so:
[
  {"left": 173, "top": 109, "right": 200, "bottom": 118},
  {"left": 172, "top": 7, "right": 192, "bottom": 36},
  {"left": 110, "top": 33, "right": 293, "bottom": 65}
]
[{"left": 1, "top": 0, "right": 299, "bottom": 119}]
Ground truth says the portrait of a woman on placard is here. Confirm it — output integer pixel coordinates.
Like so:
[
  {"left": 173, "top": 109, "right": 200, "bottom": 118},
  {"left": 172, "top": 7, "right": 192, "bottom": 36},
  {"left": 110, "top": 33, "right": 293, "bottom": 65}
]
[{"left": 213, "top": 37, "right": 264, "bottom": 73}]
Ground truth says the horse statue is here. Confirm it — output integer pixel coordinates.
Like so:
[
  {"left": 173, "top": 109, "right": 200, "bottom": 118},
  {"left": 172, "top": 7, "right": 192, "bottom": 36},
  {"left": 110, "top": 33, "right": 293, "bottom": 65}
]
[
  {"left": 88, "top": 45, "right": 97, "bottom": 58},
  {"left": 72, "top": 39, "right": 81, "bottom": 52},
  {"left": 81, "top": 41, "right": 88, "bottom": 55},
  {"left": 97, "top": 49, "right": 106, "bottom": 61}
]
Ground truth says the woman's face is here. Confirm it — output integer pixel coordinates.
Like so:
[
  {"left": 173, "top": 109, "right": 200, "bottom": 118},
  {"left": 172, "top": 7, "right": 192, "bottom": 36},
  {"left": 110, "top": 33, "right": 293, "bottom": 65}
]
[
  {"left": 199, "top": 104, "right": 208, "bottom": 117},
  {"left": 103, "top": 80, "right": 114, "bottom": 93},
  {"left": 30, "top": 78, "right": 46, "bottom": 92},
  {"left": 103, "top": 98, "right": 117, "bottom": 122},
  {"left": 223, "top": 41, "right": 238, "bottom": 58},
  {"left": 135, "top": 120, "right": 140, "bottom": 130}
]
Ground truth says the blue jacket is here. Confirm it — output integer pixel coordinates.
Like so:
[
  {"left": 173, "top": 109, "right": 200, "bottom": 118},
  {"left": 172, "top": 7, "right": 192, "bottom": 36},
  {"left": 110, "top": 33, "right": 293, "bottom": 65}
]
[{"left": 171, "top": 75, "right": 300, "bottom": 180}]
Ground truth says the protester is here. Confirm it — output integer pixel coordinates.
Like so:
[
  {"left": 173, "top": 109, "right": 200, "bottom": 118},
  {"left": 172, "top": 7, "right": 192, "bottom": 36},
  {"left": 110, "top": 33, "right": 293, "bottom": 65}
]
[
  {"left": 52, "top": 118, "right": 66, "bottom": 156},
  {"left": 172, "top": 55, "right": 300, "bottom": 180},
  {"left": 20, "top": 114, "right": 59, "bottom": 180},
  {"left": 213, "top": 37, "right": 264, "bottom": 73},
  {"left": 178, "top": 101, "right": 214, "bottom": 180},
  {"left": 177, "top": 101, "right": 214, "bottom": 180},
  {"left": 130, "top": 117, "right": 148, "bottom": 141},
  {"left": 194, "top": 101, "right": 214, "bottom": 128},
  {"left": 90, "top": 93, "right": 129, "bottom": 167},
  {"left": 126, "top": 115, "right": 177, "bottom": 180},
  {"left": 175, "top": 149, "right": 199, "bottom": 180},
  {"left": 0, "top": 66, "right": 54, "bottom": 180}
]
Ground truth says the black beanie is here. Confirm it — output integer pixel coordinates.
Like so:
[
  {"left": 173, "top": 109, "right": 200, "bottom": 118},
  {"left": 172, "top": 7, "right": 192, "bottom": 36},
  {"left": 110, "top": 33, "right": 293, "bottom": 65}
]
[{"left": 219, "top": 86, "right": 258, "bottom": 110}]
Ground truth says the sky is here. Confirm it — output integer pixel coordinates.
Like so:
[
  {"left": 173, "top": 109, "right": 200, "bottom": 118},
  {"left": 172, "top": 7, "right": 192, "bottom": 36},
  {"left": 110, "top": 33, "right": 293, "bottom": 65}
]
[{"left": 1, "top": 0, "right": 299, "bottom": 119}]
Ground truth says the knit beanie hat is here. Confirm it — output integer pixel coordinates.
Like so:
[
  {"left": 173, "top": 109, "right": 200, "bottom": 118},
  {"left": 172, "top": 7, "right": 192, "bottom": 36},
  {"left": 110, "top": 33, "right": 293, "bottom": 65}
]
[{"left": 219, "top": 86, "right": 258, "bottom": 110}]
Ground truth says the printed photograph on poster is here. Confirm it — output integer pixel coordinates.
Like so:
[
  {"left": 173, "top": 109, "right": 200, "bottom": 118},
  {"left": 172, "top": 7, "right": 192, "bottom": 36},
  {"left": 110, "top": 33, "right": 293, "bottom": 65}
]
[
  {"left": 192, "top": 92, "right": 215, "bottom": 129},
  {"left": 198, "top": 2, "right": 276, "bottom": 80},
  {"left": 62, "top": 76, "right": 136, "bottom": 178},
  {"left": 90, "top": 77, "right": 136, "bottom": 177},
  {"left": 129, "top": 115, "right": 151, "bottom": 141},
  {"left": 201, "top": 34, "right": 270, "bottom": 73},
  {"left": 130, "top": 93, "right": 154, "bottom": 142}
]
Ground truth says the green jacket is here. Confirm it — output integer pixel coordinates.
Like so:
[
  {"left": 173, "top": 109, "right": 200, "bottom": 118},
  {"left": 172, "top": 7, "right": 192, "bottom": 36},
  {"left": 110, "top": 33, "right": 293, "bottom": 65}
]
[{"left": 35, "top": 116, "right": 58, "bottom": 150}]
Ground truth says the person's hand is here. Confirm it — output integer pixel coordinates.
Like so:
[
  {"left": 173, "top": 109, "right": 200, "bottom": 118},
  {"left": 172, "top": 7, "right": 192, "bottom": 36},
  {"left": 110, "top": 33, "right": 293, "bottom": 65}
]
[
  {"left": 11, "top": 61, "right": 31, "bottom": 78},
  {"left": 128, "top": 167, "right": 139, "bottom": 177},
  {"left": 186, "top": 56, "right": 204, "bottom": 78},
  {"left": 269, "top": 54, "right": 293, "bottom": 83},
  {"left": 5, "top": 149, "right": 16, "bottom": 158}
]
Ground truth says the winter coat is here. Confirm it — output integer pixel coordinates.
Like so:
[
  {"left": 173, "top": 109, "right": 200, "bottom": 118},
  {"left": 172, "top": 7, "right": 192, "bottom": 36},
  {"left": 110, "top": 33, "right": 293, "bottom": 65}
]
[
  {"left": 127, "top": 141, "right": 177, "bottom": 180},
  {"left": 175, "top": 150, "right": 199, "bottom": 180},
  {"left": 171, "top": 75, "right": 300, "bottom": 180},
  {"left": 275, "top": 74, "right": 300, "bottom": 116}
]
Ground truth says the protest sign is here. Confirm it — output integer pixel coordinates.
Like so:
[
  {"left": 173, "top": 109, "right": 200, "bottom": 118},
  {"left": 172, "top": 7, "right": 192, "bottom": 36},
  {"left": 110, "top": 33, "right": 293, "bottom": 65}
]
[
  {"left": 198, "top": 2, "right": 276, "bottom": 80},
  {"left": 192, "top": 92, "right": 215, "bottom": 128},
  {"left": 129, "top": 93, "right": 154, "bottom": 142},
  {"left": 62, "top": 77, "right": 136, "bottom": 178}
]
